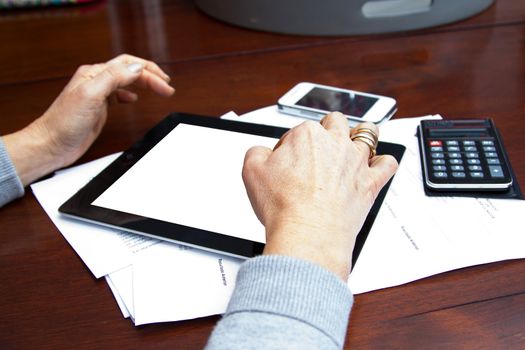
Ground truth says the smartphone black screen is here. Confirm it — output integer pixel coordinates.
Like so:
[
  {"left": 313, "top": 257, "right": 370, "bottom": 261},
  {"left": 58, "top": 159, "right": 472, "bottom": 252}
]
[{"left": 296, "top": 87, "right": 378, "bottom": 118}]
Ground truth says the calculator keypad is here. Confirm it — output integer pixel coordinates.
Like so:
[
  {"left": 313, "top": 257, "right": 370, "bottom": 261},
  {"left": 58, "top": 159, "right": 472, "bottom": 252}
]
[
  {"left": 419, "top": 119, "right": 512, "bottom": 191},
  {"left": 428, "top": 138, "right": 502, "bottom": 180}
]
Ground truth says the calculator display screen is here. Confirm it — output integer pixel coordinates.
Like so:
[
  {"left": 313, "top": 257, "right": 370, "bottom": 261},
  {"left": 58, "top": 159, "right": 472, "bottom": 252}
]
[{"left": 429, "top": 128, "right": 488, "bottom": 138}]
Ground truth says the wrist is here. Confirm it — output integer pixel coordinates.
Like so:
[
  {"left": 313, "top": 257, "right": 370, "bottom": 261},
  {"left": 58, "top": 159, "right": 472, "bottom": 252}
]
[
  {"left": 263, "top": 218, "right": 356, "bottom": 281},
  {"left": 3, "top": 121, "right": 63, "bottom": 186}
]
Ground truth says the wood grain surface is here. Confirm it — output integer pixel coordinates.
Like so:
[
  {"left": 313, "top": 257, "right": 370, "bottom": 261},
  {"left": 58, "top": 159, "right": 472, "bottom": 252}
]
[{"left": 1, "top": 0, "right": 524, "bottom": 349}]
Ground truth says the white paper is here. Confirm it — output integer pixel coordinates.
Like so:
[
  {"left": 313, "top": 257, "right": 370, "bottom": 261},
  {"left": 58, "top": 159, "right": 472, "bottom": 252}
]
[
  {"left": 31, "top": 154, "right": 160, "bottom": 278},
  {"left": 105, "top": 271, "right": 131, "bottom": 319},
  {"left": 222, "top": 105, "right": 393, "bottom": 128},
  {"left": 223, "top": 105, "right": 305, "bottom": 128},
  {"left": 132, "top": 242, "right": 241, "bottom": 325}
]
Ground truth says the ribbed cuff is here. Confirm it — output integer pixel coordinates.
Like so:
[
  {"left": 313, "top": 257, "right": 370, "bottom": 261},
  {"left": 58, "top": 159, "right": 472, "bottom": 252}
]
[
  {"left": 0, "top": 137, "right": 24, "bottom": 207},
  {"left": 226, "top": 255, "right": 353, "bottom": 348}
]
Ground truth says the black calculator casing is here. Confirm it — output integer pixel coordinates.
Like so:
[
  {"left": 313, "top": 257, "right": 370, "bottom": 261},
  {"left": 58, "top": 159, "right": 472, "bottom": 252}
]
[{"left": 418, "top": 119, "right": 513, "bottom": 191}]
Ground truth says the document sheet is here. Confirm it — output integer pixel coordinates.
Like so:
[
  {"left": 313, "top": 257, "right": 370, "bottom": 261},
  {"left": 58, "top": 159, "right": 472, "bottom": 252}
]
[{"left": 31, "top": 108, "right": 525, "bottom": 325}]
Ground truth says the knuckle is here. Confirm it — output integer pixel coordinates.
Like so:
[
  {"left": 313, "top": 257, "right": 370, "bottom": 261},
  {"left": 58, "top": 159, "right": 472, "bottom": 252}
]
[
  {"left": 328, "top": 111, "right": 344, "bottom": 121},
  {"left": 242, "top": 156, "right": 258, "bottom": 183},
  {"left": 105, "top": 66, "right": 117, "bottom": 79},
  {"left": 75, "top": 83, "right": 95, "bottom": 99},
  {"left": 300, "top": 120, "right": 321, "bottom": 134},
  {"left": 389, "top": 158, "right": 400, "bottom": 173},
  {"left": 117, "top": 53, "right": 130, "bottom": 61},
  {"left": 243, "top": 147, "right": 260, "bottom": 170},
  {"left": 75, "top": 65, "right": 90, "bottom": 75},
  {"left": 382, "top": 155, "right": 400, "bottom": 174}
]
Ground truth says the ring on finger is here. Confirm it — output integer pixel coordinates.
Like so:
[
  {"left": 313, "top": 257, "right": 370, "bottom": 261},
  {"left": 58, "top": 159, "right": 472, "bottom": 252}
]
[
  {"left": 351, "top": 127, "right": 378, "bottom": 144},
  {"left": 351, "top": 128, "right": 379, "bottom": 159},
  {"left": 351, "top": 136, "right": 377, "bottom": 158}
]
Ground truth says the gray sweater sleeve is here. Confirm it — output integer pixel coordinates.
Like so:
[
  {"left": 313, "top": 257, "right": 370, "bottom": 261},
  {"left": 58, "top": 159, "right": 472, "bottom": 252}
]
[
  {"left": 0, "top": 138, "right": 24, "bottom": 207},
  {"left": 206, "top": 255, "right": 353, "bottom": 350}
]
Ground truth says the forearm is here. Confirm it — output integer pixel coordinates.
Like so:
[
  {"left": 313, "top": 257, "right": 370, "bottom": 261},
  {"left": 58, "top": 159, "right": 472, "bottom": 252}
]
[
  {"left": 2, "top": 122, "right": 62, "bottom": 187},
  {"left": 206, "top": 255, "right": 353, "bottom": 350}
]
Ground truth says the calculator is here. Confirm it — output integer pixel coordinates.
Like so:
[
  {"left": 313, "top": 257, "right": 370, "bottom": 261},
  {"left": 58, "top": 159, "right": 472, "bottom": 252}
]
[{"left": 418, "top": 119, "right": 513, "bottom": 191}]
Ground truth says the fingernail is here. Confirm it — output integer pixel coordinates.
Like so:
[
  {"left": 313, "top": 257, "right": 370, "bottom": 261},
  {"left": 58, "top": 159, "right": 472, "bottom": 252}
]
[{"left": 127, "top": 63, "right": 143, "bottom": 73}]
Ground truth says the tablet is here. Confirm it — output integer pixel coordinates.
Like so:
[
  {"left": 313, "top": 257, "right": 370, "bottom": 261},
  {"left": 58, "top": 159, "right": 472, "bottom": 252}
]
[{"left": 59, "top": 112, "right": 405, "bottom": 262}]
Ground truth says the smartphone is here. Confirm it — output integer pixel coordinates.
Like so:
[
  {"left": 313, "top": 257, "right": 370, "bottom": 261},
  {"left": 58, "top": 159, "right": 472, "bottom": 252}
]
[{"left": 277, "top": 82, "right": 397, "bottom": 124}]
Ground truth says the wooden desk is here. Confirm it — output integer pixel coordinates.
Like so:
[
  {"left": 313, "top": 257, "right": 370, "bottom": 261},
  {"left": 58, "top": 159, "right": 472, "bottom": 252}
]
[{"left": 1, "top": 1, "right": 524, "bottom": 348}]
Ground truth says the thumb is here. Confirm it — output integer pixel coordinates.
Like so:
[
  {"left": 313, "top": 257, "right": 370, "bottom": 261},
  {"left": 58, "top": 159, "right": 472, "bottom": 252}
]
[
  {"left": 242, "top": 146, "right": 272, "bottom": 183},
  {"left": 242, "top": 146, "right": 273, "bottom": 224}
]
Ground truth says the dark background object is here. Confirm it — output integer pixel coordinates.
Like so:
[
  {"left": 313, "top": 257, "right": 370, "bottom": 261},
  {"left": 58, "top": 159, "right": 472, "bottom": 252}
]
[{"left": 195, "top": 0, "right": 494, "bottom": 35}]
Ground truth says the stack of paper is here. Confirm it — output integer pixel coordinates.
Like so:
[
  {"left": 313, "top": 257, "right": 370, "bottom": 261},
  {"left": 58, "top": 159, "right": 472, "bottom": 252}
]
[{"left": 30, "top": 108, "right": 525, "bottom": 325}]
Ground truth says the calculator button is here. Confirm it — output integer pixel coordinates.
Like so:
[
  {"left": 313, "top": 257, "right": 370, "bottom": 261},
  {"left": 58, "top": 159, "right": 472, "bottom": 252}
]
[
  {"left": 452, "top": 172, "right": 466, "bottom": 178},
  {"left": 432, "top": 159, "right": 445, "bottom": 165},
  {"left": 464, "top": 146, "right": 477, "bottom": 152},
  {"left": 449, "top": 159, "right": 463, "bottom": 165},
  {"left": 430, "top": 140, "right": 442, "bottom": 147},
  {"left": 481, "top": 140, "right": 494, "bottom": 146},
  {"left": 468, "top": 165, "right": 482, "bottom": 171},
  {"left": 446, "top": 140, "right": 459, "bottom": 146},
  {"left": 431, "top": 152, "right": 445, "bottom": 158},
  {"left": 448, "top": 152, "right": 461, "bottom": 158},
  {"left": 451, "top": 165, "right": 464, "bottom": 171},
  {"left": 466, "top": 152, "right": 479, "bottom": 158},
  {"left": 431, "top": 146, "right": 443, "bottom": 152},
  {"left": 433, "top": 165, "right": 447, "bottom": 171},
  {"left": 486, "top": 158, "right": 500, "bottom": 165},
  {"left": 463, "top": 140, "right": 476, "bottom": 146},
  {"left": 485, "top": 152, "right": 498, "bottom": 158},
  {"left": 489, "top": 165, "right": 504, "bottom": 178},
  {"left": 447, "top": 146, "right": 460, "bottom": 152},
  {"left": 470, "top": 172, "right": 484, "bottom": 178},
  {"left": 483, "top": 146, "right": 496, "bottom": 152},
  {"left": 434, "top": 172, "right": 448, "bottom": 178},
  {"left": 467, "top": 159, "right": 481, "bottom": 165}
]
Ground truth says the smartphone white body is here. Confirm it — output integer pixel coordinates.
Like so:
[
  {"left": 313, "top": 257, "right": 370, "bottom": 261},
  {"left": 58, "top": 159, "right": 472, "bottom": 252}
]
[{"left": 277, "top": 82, "right": 397, "bottom": 124}]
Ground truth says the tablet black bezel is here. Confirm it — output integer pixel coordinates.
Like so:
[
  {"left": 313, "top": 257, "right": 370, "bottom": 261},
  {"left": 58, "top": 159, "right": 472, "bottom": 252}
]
[{"left": 59, "top": 112, "right": 405, "bottom": 261}]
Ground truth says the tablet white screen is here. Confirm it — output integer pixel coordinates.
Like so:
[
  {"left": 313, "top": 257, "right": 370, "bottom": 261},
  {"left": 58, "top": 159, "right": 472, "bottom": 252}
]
[{"left": 92, "top": 124, "right": 278, "bottom": 243}]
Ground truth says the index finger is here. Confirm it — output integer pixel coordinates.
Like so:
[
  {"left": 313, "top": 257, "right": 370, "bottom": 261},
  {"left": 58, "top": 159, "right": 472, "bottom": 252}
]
[
  {"left": 132, "top": 69, "right": 176, "bottom": 96},
  {"left": 81, "top": 60, "right": 174, "bottom": 100},
  {"left": 108, "top": 54, "right": 171, "bottom": 82}
]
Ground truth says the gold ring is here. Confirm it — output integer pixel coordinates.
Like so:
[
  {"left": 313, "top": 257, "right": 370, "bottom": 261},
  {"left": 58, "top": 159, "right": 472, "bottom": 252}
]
[
  {"left": 351, "top": 136, "right": 377, "bottom": 158},
  {"left": 351, "top": 127, "right": 378, "bottom": 144},
  {"left": 351, "top": 127, "right": 379, "bottom": 159}
]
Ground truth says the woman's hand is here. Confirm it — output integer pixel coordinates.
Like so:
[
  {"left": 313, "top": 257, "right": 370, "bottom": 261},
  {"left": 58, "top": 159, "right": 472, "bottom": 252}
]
[
  {"left": 3, "top": 54, "right": 175, "bottom": 186},
  {"left": 242, "top": 112, "right": 398, "bottom": 280}
]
